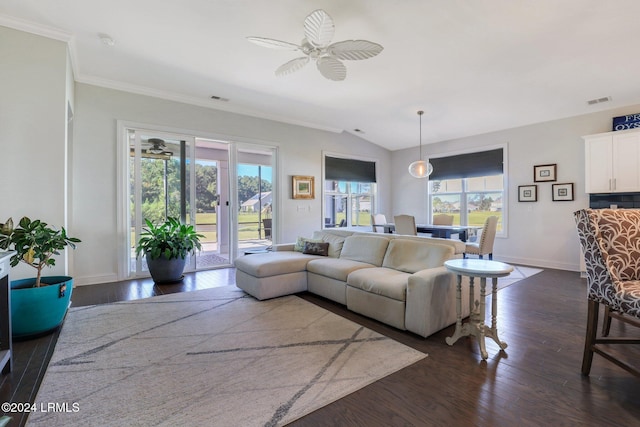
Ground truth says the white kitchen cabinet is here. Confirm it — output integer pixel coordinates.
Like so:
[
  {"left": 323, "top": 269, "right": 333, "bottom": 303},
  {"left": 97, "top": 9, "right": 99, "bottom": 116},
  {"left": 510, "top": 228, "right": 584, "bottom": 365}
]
[{"left": 584, "top": 128, "right": 640, "bottom": 193}]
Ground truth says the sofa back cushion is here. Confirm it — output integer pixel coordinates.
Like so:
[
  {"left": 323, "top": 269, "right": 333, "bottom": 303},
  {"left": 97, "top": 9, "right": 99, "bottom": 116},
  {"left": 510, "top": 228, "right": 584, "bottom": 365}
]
[
  {"left": 312, "top": 230, "right": 351, "bottom": 258},
  {"left": 382, "top": 239, "right": 454, "bottom": 273},
  {"left": 339, "top": 235, "right": 390, "bottom": 266}
]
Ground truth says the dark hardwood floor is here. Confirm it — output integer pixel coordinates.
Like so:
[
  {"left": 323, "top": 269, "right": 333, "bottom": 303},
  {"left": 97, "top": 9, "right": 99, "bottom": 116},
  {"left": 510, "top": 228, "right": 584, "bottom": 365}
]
[{"left": 1, "top": 266, "right": 639, "bottom": 426}]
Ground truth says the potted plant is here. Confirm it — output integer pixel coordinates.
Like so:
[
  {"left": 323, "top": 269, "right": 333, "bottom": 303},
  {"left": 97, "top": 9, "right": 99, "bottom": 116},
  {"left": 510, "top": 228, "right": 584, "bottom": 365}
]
[
  {"left": 135, "top": 217, "right": 203, "bottom": 283},
  {"left": 0, "top": 216, "right": 81, "bottom": 339}
]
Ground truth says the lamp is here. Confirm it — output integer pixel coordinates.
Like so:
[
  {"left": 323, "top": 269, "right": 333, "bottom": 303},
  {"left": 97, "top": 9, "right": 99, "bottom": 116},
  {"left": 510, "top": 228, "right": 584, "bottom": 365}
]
[{"left": 408, "top": 110, "right": 433, "bottom": 178}]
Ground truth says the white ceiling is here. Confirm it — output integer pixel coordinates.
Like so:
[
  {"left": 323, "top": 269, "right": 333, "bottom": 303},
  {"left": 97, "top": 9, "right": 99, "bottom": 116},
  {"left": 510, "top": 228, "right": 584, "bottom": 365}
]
[{"left": 2, "top": 0, "right": 640, "bottom": 151}]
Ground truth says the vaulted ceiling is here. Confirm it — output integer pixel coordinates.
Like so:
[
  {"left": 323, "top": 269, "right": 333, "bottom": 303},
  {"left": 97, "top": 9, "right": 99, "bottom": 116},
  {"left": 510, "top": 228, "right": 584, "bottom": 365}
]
[{"left": 2, "top": 0, "right": 640, "bottom": 150}]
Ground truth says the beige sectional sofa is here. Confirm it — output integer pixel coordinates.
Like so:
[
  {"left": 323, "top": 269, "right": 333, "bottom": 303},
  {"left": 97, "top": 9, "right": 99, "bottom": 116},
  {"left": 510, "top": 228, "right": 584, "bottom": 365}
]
[{"left": 235, "top": 229, "right": 471, "bottom": 338}]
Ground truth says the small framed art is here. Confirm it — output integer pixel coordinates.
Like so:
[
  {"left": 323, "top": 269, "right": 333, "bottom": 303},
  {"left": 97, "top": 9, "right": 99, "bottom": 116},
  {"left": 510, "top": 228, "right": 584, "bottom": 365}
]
[
  {"left": 534, "top": 164, "right": 557, "bottom": 182},
  {"left": 552, "top": 183, "right": 574, "bottom": 201},
  {"left": 518, "top": 185, "right": 537, "bottom": 202},
  {"left": 292, "top": 175, "right": 314, "bottom": 199}
]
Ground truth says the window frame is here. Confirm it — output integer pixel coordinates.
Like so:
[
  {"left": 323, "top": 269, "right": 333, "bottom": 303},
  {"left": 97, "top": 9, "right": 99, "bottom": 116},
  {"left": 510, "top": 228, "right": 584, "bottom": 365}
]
[
  {"left": 428, "top": 144, "right": 508, "bottom": 238},
  {"left": 322, "top": 152, "right": 380, "bottom": 228}
]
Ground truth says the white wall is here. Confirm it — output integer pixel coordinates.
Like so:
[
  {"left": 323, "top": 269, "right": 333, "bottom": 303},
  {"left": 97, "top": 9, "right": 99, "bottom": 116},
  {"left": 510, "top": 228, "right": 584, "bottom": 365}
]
[
  {"left": 0, "top": 26, "right": 70, "bottom": 279},
  {"left": 392, "top": 104, "right": 640, "bottom": 271},
  {"left": 72, "top": 84, "right": 392, "bottom": 285}
]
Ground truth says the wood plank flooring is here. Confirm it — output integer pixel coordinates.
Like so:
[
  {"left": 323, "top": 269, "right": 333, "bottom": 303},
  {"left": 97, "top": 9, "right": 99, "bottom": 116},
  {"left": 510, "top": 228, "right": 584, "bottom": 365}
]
[{"left": 1, "top": 267, "right": 639, "bottom": 426}]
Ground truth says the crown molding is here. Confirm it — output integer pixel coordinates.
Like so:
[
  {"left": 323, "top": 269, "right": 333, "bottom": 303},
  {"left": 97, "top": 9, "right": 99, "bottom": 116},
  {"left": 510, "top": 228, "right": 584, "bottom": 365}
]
[
  {"left": 1, "top": 14, "right": 343, "bottom": 135},
  {"left": 76, "top": 74, "right": 343, "bottom": 134},
  {"left": 0, "top": 14, "right": 73, "bottom": 42}
]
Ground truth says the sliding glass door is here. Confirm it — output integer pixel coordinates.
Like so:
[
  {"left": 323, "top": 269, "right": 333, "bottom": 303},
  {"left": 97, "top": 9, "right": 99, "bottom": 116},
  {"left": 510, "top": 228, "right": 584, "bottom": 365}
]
[
  {"left": 127, "top": 130, "right": 233, "bottom": 278},
  {"left": 121, "top": 126, "right": 278, "bottom": 279}
]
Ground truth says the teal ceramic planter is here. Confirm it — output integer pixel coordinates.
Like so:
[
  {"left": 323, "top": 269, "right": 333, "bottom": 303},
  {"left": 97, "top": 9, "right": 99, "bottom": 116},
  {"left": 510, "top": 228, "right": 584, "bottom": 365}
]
[{"left": 11, "top": 276, "right": 73, "bottom": 339}]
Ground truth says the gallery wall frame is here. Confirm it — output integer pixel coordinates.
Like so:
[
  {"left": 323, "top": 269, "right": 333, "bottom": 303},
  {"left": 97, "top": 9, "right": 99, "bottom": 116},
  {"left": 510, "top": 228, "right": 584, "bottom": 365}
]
[
  {"left": 518, "top": 185, "right": 537, "bottom": 202},
  {"left": 552, "top": 182, "right": 574, "bottom": 201},
  {"left": 292, "top": 175, "right": 314, "bottom": 199},
  {"left": 534, "top": 164, "right": 557, "bottom": 182}
]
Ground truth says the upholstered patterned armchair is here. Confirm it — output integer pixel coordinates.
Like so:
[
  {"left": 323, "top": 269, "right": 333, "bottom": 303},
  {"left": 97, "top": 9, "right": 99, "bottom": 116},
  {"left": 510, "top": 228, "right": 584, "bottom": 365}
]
[{"left": 574, "top": 208, "right": 640, "bottom": 377}]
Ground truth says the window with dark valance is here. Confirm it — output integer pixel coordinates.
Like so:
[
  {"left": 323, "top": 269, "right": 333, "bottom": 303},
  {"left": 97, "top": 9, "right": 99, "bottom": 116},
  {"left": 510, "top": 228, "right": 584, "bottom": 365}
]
[
  {"left": 429, "top": 148, "right": 503, "bottom": 181},
  {"left": 325, "top": 156, "right": 377, "bottom": 183}
]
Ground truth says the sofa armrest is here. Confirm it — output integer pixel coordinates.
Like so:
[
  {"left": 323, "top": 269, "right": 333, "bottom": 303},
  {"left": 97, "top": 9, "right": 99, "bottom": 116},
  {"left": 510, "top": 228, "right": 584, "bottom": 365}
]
[
  {"left": 405, "top": 266, "right": 471, "bottom": 338},
  {"left": 273, "top": 243, "right": 295, "bottom": 252}
]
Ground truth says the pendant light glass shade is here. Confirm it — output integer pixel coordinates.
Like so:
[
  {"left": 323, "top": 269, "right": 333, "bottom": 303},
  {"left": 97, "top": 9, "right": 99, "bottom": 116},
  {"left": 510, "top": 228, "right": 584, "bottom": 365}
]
[
  {"left": 408, "top": 159, "right": 433, "bottom": 178},
  {"left": 408, "top": 110, "right": 433, "bottom": 178}
]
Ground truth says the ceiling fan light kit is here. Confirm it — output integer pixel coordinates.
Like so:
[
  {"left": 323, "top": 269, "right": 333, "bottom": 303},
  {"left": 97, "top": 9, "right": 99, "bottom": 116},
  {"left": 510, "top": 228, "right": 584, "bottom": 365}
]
[
  {"left": 247, "top": 9, "right": 383, "bottom": 81},
  {"left": 408, "top": 111, "right": 433, "bottom": 179}
]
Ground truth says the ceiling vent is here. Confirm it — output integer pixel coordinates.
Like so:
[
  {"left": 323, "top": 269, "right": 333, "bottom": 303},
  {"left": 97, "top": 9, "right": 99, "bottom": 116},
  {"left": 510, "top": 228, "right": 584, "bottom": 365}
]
[{"left": 587, "top": 96, "right": 612, "bottom": 105}]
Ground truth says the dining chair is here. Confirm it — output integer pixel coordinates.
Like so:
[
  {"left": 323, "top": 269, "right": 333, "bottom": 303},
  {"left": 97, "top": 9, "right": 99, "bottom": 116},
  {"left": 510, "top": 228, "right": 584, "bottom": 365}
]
[
  {"left": 464, "top": 216, "right": 498, "bottom": 259},
  {"left": 393, "top": 214, "right": 417, "bottom": 235},
  {"left": 432, "top": 214, "right": 454, "bottom": 226},
  {"left": 371, "top": 213, "right": 388, "bottom": 233},
  {"left": 574, "top": 208, "right": 640, "bottom": 377},
  {"left": 262, "top": 218, "right": 272, "bottom": 240}
]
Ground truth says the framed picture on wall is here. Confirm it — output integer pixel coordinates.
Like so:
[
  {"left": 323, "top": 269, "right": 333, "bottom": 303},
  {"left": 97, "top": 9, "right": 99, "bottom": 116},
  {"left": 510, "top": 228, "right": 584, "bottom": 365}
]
[
  {"left": 292, "top": 175, "right": 314, "bottom": 199},
  {"left": 534, "top": 164, "right": 557, "bottom": 182},
  {"left": 518, "top": 185, "right": 537, "bottom": 202},
  {"left": 552, "top": 183, "right": 574, "bottom": 201}
]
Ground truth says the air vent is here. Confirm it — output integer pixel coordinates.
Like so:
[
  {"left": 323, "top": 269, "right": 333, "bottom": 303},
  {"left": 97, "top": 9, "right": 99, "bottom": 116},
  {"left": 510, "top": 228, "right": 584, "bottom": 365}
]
[{"left": 587, "top": 96, "right": 612, "bottom": 105}]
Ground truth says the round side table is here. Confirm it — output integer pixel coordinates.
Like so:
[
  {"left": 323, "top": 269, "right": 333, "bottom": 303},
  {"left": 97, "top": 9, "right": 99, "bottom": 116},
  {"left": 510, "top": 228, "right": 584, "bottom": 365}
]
[{"left": 444, "top": 258, "right": 513, "bottom": 360}]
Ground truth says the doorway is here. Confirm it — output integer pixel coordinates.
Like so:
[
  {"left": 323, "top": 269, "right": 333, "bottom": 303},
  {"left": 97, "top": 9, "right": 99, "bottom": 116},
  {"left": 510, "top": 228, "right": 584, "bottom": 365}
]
[{"left": 121, "top": 126, "right": 278, "bottom": 280}]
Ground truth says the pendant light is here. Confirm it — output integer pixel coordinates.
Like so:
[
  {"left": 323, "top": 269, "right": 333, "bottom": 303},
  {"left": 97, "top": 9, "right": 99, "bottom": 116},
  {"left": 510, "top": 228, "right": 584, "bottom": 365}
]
[{"left": 408, "top": 110, "right": 433, "bottom": 178}]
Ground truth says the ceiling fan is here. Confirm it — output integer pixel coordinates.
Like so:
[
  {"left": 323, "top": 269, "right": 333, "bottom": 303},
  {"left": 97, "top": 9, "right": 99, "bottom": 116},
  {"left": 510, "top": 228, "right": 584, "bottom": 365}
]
[
  {"left": 247, "top": 9, "right": 383, "bottom": 81},
  {"left": 142, "top": 138, "right": 173, "bottom": 156}
]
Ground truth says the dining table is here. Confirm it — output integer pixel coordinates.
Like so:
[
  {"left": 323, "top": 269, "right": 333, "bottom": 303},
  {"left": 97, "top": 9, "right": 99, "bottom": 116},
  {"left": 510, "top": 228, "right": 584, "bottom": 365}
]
[{"left": 382, "top": 223, "right": 481, "bottom": 242}]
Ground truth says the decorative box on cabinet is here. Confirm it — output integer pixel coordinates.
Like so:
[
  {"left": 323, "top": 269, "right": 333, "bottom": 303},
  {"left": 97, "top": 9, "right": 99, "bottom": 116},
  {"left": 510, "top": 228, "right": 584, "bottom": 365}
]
[
  {"left": 0, "top": 251, "right": 13, "bottom": 374},
  {"left": 583, "top": 128, "right": 640, "bottom": 193}
]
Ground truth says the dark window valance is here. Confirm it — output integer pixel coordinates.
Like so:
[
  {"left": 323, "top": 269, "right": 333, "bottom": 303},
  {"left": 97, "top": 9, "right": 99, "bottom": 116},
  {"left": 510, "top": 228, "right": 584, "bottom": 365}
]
[
  {"left": 325, "top": 156, "right": 377, "bottom": 183},
  {"left": 429, "top": 148, "right": 503, "bottom": 181}
]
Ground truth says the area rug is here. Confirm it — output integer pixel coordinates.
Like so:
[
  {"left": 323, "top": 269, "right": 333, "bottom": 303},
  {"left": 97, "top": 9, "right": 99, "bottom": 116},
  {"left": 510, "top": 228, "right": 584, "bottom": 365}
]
[
  {"left": 27, "top": 286, "right": 426, "bottom": 427},
  {"left": 489, "top": 265, "right": 543, "bottom": 294}
]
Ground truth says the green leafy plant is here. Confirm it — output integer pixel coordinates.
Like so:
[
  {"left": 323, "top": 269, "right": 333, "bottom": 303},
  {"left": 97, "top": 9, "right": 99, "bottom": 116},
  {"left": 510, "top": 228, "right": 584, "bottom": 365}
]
[
  {"left": 135, "top": 217, "right": 203, "bottom": 261},
  {"left": 0, "top": 217, "right": 81, "bottom": 288}
]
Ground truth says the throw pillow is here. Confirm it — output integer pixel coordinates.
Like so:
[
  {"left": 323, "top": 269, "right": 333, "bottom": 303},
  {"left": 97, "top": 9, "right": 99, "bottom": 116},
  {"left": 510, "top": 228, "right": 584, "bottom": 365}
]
[
  {"left": 294, "top": 236, "right": 323, "bottom": 252},
  {"left": 303, "top": 241, "right": 329, "bottom": 256}
]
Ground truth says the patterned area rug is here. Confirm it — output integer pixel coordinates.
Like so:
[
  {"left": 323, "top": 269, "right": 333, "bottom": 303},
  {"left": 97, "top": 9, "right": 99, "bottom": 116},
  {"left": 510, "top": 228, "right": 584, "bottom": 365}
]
[
  {"left": 28, "top": 286, "right": 426, "bottom": 426},
  {"left": 495, "top": 265, "right": 543, "bottom": 293}
]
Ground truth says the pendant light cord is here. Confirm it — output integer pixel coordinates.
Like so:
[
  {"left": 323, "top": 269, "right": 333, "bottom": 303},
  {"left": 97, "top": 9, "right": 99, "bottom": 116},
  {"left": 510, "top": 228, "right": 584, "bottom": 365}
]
[{"left": 418, "top": 110, "right": 424, "bottom": 159}]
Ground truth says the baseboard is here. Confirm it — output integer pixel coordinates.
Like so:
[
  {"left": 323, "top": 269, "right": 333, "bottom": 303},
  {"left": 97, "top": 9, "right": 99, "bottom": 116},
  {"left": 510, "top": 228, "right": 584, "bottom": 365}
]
[
  {"left": 73, "top": 274, "right": 119, "bottom": 286},
  {"left": 493, "top": 254, "right": 581, "bottom": 272}
]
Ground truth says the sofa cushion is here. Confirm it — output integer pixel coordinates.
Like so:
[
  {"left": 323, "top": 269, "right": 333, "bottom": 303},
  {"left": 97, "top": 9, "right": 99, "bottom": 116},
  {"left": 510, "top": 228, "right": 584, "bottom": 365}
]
[
  {"left": 307, "top": 258, "right": 376, "bottom": 282},
  {"left": 382, "top": 239, "right": 454, "bottom": 273},
  {"left": 303, "top": 241, "right": 329, "bottom": 256},
  {"left": 339, "top": 235, "right": 390, "bottom": 266},
  {"left": 294, "top": 236, "right": 323, "bottom": 252},
  {"left": 235, "top": 252, "right": 317, "bottom": 277},
  {"left": 312, "top": 231, "right": 348, "bottom": 258},
  {"left": 347, "top": 268, "right": 410, "bottom": 301}
]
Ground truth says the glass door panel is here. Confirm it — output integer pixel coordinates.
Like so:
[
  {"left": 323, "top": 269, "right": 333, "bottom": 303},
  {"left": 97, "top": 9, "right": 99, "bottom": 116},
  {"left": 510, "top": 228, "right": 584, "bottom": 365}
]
[
  {"left": 129, "top": 132, "right": 194, "bottom": 276},
  {"left": 193, "top": 138, "right": 231, "bottom": 268},
  {"left": 237, "top": 147, "right": 274, "bottom": 255}
]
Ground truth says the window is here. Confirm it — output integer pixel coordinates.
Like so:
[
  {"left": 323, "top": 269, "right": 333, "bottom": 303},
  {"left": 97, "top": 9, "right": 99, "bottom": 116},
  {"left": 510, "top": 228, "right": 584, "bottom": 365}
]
[
  {"left": 323, "top": 155, "right": 377, "bottom": 228},
  {"left": 324, "top": 181, "right": 374, "bottom": 227},
  {"left": 429, "top": 147, "right": 505, "bottom": 235}
]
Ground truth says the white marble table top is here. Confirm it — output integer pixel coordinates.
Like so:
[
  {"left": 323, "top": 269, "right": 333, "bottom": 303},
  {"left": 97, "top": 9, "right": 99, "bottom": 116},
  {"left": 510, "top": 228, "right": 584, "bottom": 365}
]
[{"left": 444, "top": 258, "right": 513, "bottom": 278}]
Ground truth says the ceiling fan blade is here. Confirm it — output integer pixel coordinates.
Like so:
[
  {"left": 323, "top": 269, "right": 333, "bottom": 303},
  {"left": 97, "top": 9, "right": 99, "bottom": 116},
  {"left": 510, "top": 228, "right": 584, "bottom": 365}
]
[
  {"left": 304, "top": 9, "right": 334, "bottom": 48},
  {"left": 316, "top": 57, "right": 346, "bottom": 81},
  {"left": 328, "top": 40, "right": 384, "bottom": 60},
  {"left": 246, "top": 37, "right": 301, "bottom": 51},
  {"left": 275, "top": 57, "right": 310, "bottom": 77}
]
